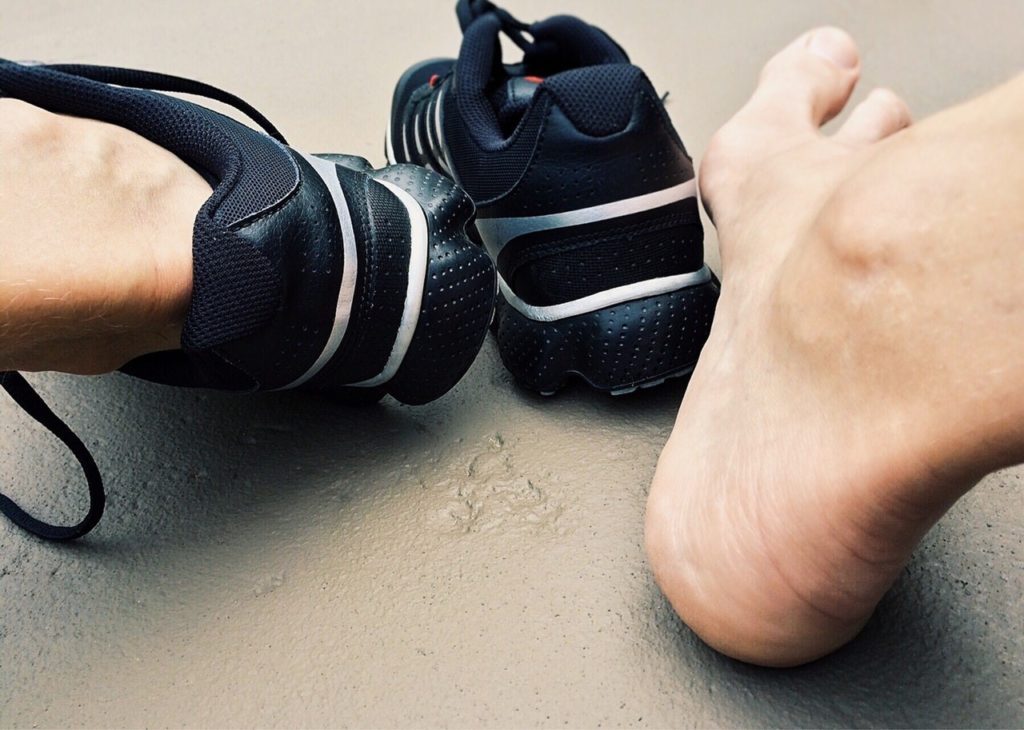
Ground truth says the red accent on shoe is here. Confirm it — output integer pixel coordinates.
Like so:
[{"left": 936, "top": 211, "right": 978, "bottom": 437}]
[{"left": 429, "top": 74, "right": 440, "bottom": 88}]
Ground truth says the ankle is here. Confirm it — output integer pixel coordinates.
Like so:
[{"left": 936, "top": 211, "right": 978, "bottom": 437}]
[
  {"left": 0, "top": 105, "right": 204, "bottom": 374},
  {"left": 0, "top": 207, "right": 192, "bottom": 373}
]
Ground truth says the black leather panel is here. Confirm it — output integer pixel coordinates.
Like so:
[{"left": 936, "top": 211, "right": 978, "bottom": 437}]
[
  {"left": 497, "top": 198, "right": 704, "bottom": 305},
  {"left": 216, "top": 151, "right": 345, "bottom": 390},
  {"left": 304, "top": 167, "right": 412, "bottom": 388}
]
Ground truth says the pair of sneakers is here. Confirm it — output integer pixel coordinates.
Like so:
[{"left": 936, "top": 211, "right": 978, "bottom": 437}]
[{"left": 0, "top": 0, "right": 718, "bottom": 541}]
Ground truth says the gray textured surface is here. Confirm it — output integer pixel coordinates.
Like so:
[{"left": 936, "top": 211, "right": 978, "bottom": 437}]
[{"left": 1, "top": 1, "right": 1022, "bottom": 727}]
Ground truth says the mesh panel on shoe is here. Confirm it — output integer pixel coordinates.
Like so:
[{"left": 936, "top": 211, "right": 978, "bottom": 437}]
[
  {"left": 443, "top": 8, "right": 641, "bottom": 201},
  {"left": 453, "top": 13, "right": 507, "bottom": 149},
  {"left": 542, "top": 64, "right": 644, "bottom": 136},
  {"left": 489, "top": 83, "right": 518, "bottom": 132},
  {"left": 41, "top": 63, "right": 288, "bottom": 143},
  {"left": 489, "top": 77, "right": 540, "bottom": 135},
  {"left": 0, "top": 62, "right": 295, "bottom": 227},
  {"left": 193, "top": 106, "right": 299, "bottom": 227},
  {"left": 183, "top": 215, "right": 282, "bottom": 351}
]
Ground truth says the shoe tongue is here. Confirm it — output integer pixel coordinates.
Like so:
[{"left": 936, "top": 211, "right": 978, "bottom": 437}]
[
  {"left": 522, "top": 15, "right": 629, "bottom": 73},
  {"left": 483, "top": 15, "right": 628, "bottom": 133},
  {"left": 457, "top": 10, "right": 628, "bottom": 140}
]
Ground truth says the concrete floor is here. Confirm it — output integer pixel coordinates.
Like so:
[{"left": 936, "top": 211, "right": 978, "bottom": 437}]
[{"left": 1, "top": 1, "right": 1022, "bottom": 727}]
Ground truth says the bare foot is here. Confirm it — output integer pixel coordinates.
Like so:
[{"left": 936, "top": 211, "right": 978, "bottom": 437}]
[
  {"left": 0, "top": 99, "right": 209, "bottom": 374},
  {"left": 646, "top": 29, "right": 1024, "bottom": 666}
]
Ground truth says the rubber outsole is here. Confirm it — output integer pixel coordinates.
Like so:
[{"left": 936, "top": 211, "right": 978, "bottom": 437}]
[{"left": 494, "top": 275, "right": 719, "bottom": 396}]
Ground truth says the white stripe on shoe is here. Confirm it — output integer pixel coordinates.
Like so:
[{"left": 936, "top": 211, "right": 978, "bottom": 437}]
[
  {"left": 348, "top": 179, "right": 429, "bottom": 388},
  {"left": 413, "top": 119, "right": 437, "bottom": 173},
  {"left": 401, "top": 121, "right": 411, "bottom": 162},
  {"left": 433, "top": 85, "right": 454, "bottom": 178},
  {"left": 385, "top": 116, "right": 397, "bottom": 165},
  {"left": 280, "top": 153, "right": 360, "bottom": 390},
  {"left": 499, "top": 265, "right": 712, "bottom": 323},
  {"left": 474, "top": 178, "right": 698, "bottom": 258}
]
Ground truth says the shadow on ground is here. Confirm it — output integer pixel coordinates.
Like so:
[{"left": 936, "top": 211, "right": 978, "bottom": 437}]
[
  {"left": 2, "top": 372, "right": 436, "bottom": 547},
  {"left": 646, "top": 512, "right": 1023, "bottom": 728}
]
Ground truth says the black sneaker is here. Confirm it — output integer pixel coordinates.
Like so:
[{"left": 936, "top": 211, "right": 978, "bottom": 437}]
[
  {"left": 0, "top": 59, "right": 496, "bottom": 541},
  {"left": 387, "top": 0, "right": 719, "bottom": 396}
]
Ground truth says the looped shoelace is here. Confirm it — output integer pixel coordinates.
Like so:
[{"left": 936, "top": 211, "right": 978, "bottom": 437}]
[
  {"left": 455, "top": 0, "right": 535, "bottom": 52},
  {"left": 0, "top": 61, "right": 286, "bottom": 541},
  {"left": 0, "top": 372, "right": 105, "bottom": 541}
]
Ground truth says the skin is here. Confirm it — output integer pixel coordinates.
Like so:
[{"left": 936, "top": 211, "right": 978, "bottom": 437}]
[
  {"left": 646, "top": 28, "right": 1024, "bottom": 666},
  {"left": 0, "top": 98, "right": 207, "bottom": 375}
]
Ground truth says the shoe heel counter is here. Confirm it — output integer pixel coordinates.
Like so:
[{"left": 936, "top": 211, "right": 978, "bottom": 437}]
[{"left": 483, "top": 68, "right": 704, "bottom": 306}]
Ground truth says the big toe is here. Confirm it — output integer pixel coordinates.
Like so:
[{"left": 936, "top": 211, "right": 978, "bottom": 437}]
[
  {"left": 741, "top": 27, "right": 861, "bottom": 134},
  {"left": 699, "top": 28, "right": 862, "bottom": 221}
]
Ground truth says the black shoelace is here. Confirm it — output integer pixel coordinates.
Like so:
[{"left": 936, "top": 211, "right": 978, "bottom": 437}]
[
  {"left": 0, "top": 61, "right": 286, "bottom": 541},
  {"left": 0, "top": 372, "right": 105, "bottom": 541},
  {"left": 455, "top": 0, "right": 535, "bottom": 52}
]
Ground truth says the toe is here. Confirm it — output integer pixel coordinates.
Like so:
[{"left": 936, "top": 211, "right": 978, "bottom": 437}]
[
  {"left": 834, "top": 87, "right": 912, "bottom": 146},
  {"left": 699, "top": 28, "right": 861, "bottom": 238},
  {"left": 740, "top": 27, "right": 861, "bottom": 134}
]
